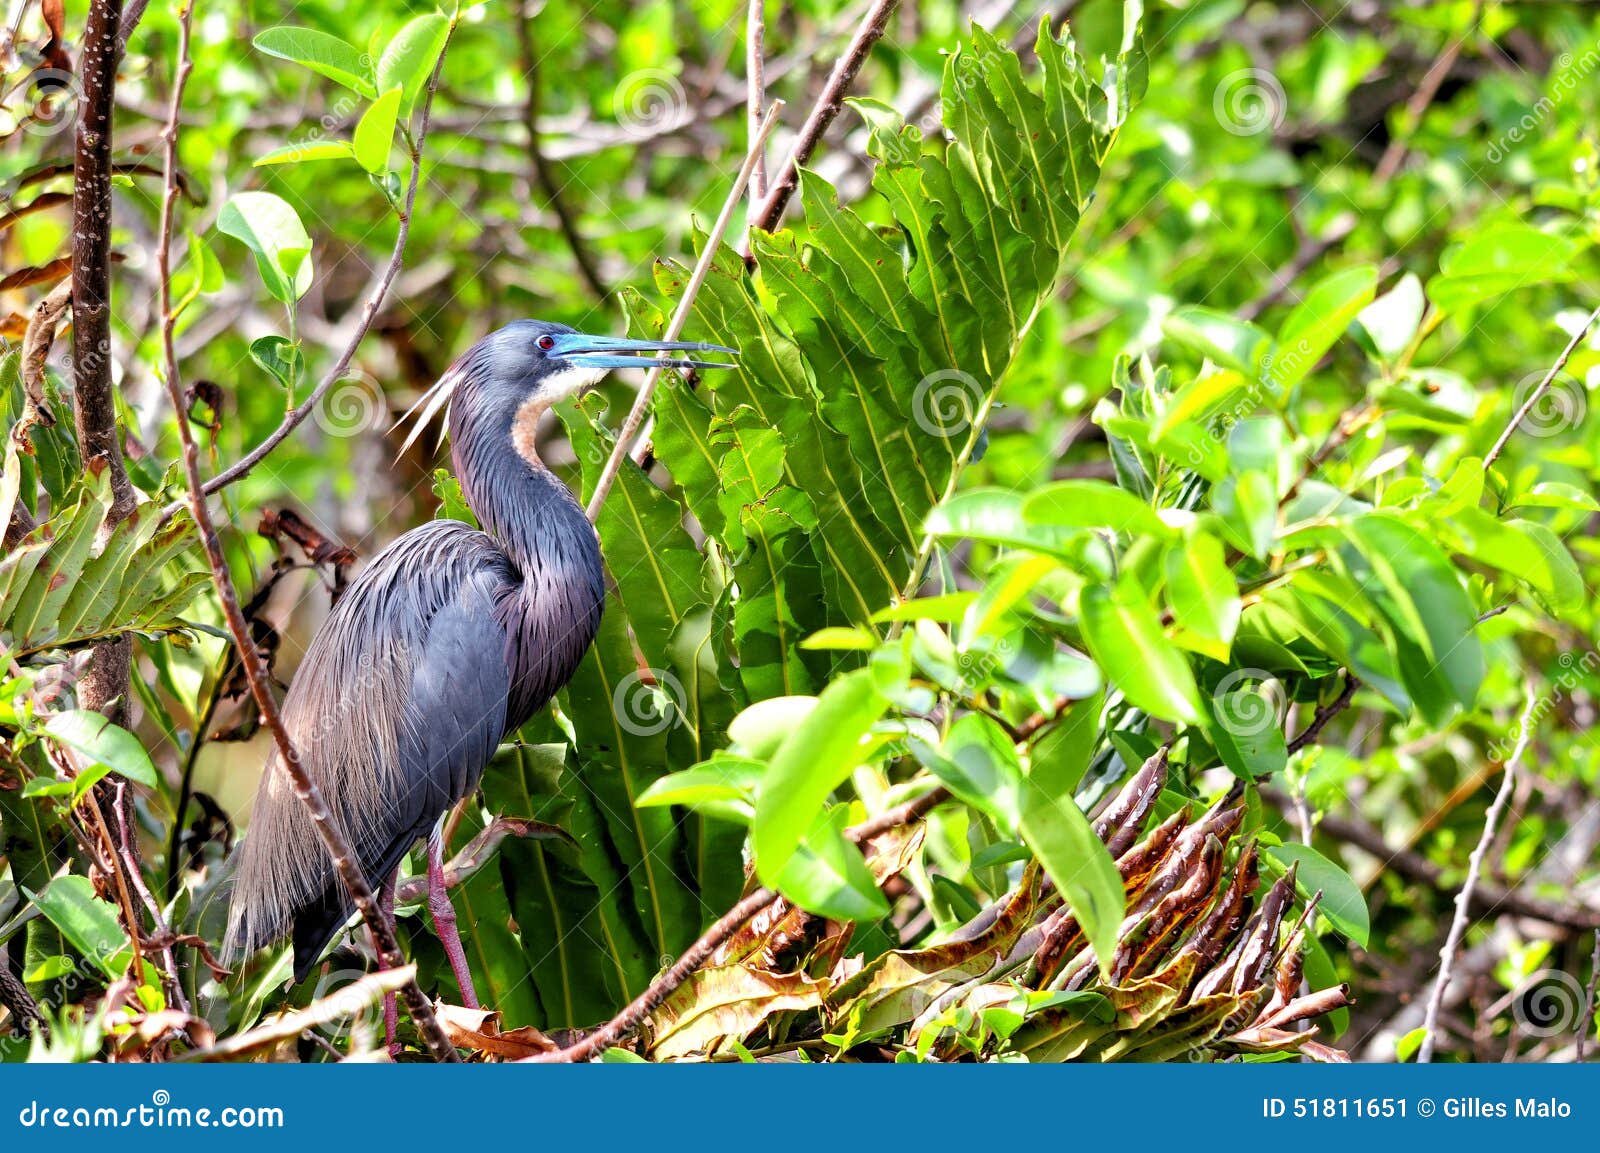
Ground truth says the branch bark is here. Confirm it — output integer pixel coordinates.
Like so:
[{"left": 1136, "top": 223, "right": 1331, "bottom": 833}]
[
  {"left": 69, "top": 0, "right": 134, "bottom": 719},
  {"left": 743, "top": 0, "right": 899, "bottom": 246},
  {"left": 1418, "top": 688, "right": 1538, "bottom": 1063},
  {"left": 149, "top": 5, "right": 456, "bottom": 1063},
  {"left": 585, "top": 102, "right": 783, "bottom": 520}
]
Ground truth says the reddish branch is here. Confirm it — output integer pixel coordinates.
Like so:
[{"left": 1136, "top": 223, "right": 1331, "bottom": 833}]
[
  {"left": 69, "top": 0, "right": 134, "bottom": 719},
  {"left": 743, "top": 0, "right": 900, "bottom": 244},
  {"left": 149, "top": 6, "right": 456, "bottom": 1062}
]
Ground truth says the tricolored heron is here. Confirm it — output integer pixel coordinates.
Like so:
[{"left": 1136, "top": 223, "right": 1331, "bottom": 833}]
[{"left": 224, "top": 321, "right": 737, "bottom": 1024}]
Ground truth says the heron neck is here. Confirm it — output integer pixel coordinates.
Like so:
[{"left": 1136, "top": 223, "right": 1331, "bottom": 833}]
[{"left": 448, "top": 394, "right": 593, "bottom": 575}]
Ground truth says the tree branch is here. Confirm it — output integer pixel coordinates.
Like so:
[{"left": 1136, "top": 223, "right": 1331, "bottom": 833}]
[
  {"left": 70, "top": 0, "right": 135, "bottom": 719},
  {"left": 746, "top": 0, "right": 768, "bottom": 211},
  {"left": 157, "top": 29, "right": 455, "bottom": 522},
  {"left": 149, "top": 4, "right": 456, "bottom": 1063},
  {"left": 1484, "top": 303, "right": 1600, "bottom": 469},
  {"left": 743, "top": 0, "right": 899, "bottom": 246},
  {"left": 1418, "top": 687, "right": 1538, "bottom": 1062},
  {"left": 584, "top": 102, "right": 783, "bottom": 521},
  {"left": 528, "top": 781, "right": 951, "bottom": 1061}
]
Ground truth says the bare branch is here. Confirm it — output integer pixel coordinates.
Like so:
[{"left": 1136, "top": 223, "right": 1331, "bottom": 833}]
[
  {"left": 517, "top": 9, "right": 609, "bottom": 302},
  {"left": 1484, "top": 303, "right": 1600, "bottom": 469},
  {"left": 744, "top": 0, "right": 899, "bottom": 246},
  {"left": 149, "top": 4, "right": 456, "bottom": 1063},
  {"left": 158, "top": 30, "right": 456, "bottom": 521},
  {"left": 184, "top": 967, "right": 416, "bottom": 1062},
  {"left": 584, "top": 102, "right": 784, "bottom": 521},
  {"left": 1418, "top": 688, "right": 1539, "bottom": 1063},
  {"left": 528, "top": 781, "right": 948, "bottom": 1062},
  {"left": 746, "top": 0, "right": 768, "bottom": 211},
  {"left": 70, "top": 0, "right": 135, "bottom": 718}
]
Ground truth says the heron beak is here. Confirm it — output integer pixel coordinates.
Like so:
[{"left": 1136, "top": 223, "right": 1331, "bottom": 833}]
[{"left": 546, "top": 332, "right": 739, "bottom": 371}]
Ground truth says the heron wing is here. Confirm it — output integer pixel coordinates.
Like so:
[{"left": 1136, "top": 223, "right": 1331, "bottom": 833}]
[{"left": 225, "top": 519, "right": 518, "bottom": 976}]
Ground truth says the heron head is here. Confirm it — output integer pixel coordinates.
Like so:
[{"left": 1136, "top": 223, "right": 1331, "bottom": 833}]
[{"left": 396, "top": 319, "right": 738, "bottom": 457}]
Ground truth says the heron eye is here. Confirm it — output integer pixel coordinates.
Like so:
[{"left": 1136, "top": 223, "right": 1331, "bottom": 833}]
[{"left": 536, "top": 334, "right": 556, "bottom": 351}]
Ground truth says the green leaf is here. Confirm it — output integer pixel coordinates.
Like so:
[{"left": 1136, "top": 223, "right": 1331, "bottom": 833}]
[
  {"left": 1271, "top": 265, "right": 1376, "bottom": 390},
  {"left": 253, "top": 26, "right": 377, "bottom": 96},
  {"left": 1023, "top": 479, "right": 1171, "bottom": 537},
  {"left": 1338, "top": 514, "right": 1484, "bottom": 723},
  {"left": 774, "top": 807, "right": 891, "bottom": 922},
  {"left": 753, "top": 670, "right": 888, "bottom": 880},
  {"left": 253, "top": 140, "right": 356, "bottom": 166},
  {"left": 376, "top": 13, "right": 450, "bottom": 120},
  {"left": 1265, "top": 843, "right": 1370, "bottom": 946},
  {"left": 1162, "top": 307, "right": 1273, "bottom": 379},
  {"left": 635, "top": 756, "right": 762, "bottom": 822},
  {"left": 1164, "top": 533, "right": 1241, "bottom": 661},
  {"left": 218, "top": 191, "right": 313, "bottom": 304},
  {"left": 1020, "top": 757, "right": 1123, "bottom": 975},
  {"left": 1079, "top": 581, "right": 1203, "bottom": 724},
  {"left": 727, "top": 696, "right": 819, "bottom": 760},
  {"left": 1444, "top": 507, "right": 1583, "bottom": 616},
  {"left": 1209, "top": 677, "right": 1289, "bottom": 778},
  {"left": 1427, "top": 224, "right": 1578, "bottom": 312},
  {"left": 1356, "top": 273, "right": 1425, "bottom": 362},
  {"left": 910, "top": 714, "right": 1024, "bottom": 831},
  {"left": 26, "top": 875, "right": 132, "bottom": 977},
  {"left": 248, "top": 335, "right": 302, "bottom": 390},
  {"left": 353, "top": 86, "right": 403, "bottom": 174},
  {"left": 42, "top": 710, "right": 160, "bottom": 791}
]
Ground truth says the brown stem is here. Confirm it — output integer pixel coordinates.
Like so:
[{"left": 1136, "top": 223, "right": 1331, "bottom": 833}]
[
  {"left": 746, "top": 0, "right": 768, "bottom": 208},
  {"left": 70, "top": 0, "right": 135, "bottom": 719},
  {"left": 743, "top": 0, "right": 900, "bottom": 246},
  {"left": 149, "top": 5, "right": 455, "bottom": 1063},
  {"left": 517, "top": 9, "right": 608, "bottom": 302},
  {"left": 1287, "top": 673, "right": 1361, "bottom": 754},
  {"left": 1484, "top": 303, "right": 1600, "bottom": 469},
  {"left": 157, "top": 28, "right": 454, "bottom": 521},
  {"left": 1418, "top": 688, "right": 1536, "bottom": 1062}
]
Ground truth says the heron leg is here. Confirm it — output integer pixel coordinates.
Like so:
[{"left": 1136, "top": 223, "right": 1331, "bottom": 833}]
[{"left": 427, "top": 829, "right": 479, "bottom": 1009}]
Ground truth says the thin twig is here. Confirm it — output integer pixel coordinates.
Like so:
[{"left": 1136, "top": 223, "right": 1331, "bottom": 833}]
[
  {"left": 517, "top": 8, "right": 608, "bottom": 301},
  {"left": 1418, "top": 687, "right": 1539, "bottom": 1063},
  {"left": 584, "top": 102, "right": 784, "bottom": 521},
  {"left": 1370, "top": 3, "right": 1479, "bottom": 186},
  {"left": 1287, "top": 673, "right": 1361, "bottom": 754},
  {"left": 183, "top": 967, "right": 416, "bottom": 1062},
  {"left": 1484, "top": 304, "right": 1600, "bottom": 469},
  {"left": 746, "top": 0, "right": 768, "bottom": 212},
  {"left": 111, "top": 782, "right": 189, "bottom": 1016},
  {"left": 149, "top": 5, "right": 456, "bottom": 1063},
  {"left": 157, "top": 29, "right": 455, "bottom": 521},
  {"left": 1579, "top": 929, "right": 1599, "bottom": 1062},
  {"left": 744, "top": 0, "right": 900, "bottom": 247}
]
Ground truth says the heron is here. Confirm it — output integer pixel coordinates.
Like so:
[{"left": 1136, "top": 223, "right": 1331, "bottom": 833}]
[{"left": 224, "top": 320, "right": 737, "bottom": 1026}]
